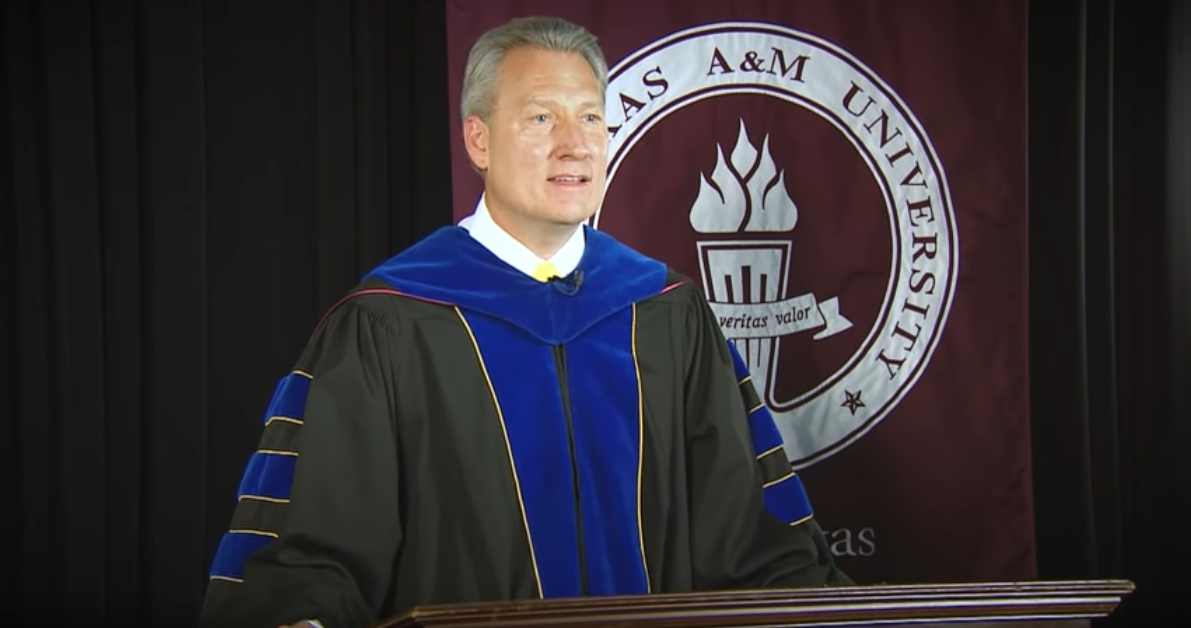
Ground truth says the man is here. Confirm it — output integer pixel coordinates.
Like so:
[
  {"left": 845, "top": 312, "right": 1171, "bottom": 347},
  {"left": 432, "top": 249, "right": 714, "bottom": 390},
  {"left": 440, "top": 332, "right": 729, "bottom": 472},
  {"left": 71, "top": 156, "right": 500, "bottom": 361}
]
[{"left": 200, "top": 15, "right": 849, "bottom": 628}]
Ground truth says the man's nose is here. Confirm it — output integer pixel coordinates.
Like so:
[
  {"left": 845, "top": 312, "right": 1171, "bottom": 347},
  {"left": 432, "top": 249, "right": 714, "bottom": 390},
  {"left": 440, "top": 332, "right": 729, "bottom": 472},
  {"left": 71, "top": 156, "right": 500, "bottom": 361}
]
[{"left": 554, "top": 120, "right": 591, "bottom": 159}]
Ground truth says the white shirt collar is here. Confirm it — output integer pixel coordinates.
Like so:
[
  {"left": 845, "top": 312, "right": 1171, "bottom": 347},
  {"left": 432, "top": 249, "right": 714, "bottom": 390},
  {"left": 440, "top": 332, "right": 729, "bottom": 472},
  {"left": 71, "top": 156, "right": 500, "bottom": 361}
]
[{"left": 458, "top": 194, "right": 585, "bottom": 278}]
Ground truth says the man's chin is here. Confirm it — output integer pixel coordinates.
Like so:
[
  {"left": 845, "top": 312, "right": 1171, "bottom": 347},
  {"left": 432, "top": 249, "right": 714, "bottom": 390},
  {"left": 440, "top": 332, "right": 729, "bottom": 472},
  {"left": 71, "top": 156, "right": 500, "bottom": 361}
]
[
  {"left": 542, "top": 203, "right": 599, "bottom": 227},
  {"left": 555, "top": 212, "right": 598, "bottom": 228}
]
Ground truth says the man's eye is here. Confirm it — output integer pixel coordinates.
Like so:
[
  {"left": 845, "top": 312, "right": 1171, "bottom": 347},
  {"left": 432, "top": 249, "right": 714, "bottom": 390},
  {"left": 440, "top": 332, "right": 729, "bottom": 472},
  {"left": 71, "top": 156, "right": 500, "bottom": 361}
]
[{"left": 534, "top": 114, "right": 550, "bottom": 123}]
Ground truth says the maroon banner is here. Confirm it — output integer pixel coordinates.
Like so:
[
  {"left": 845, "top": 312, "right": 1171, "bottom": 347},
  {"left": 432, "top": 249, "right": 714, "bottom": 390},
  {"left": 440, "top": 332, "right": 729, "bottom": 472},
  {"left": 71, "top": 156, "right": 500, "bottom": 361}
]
[{"left": 446, "top": 0, "right": 1033, "bottom": 584}]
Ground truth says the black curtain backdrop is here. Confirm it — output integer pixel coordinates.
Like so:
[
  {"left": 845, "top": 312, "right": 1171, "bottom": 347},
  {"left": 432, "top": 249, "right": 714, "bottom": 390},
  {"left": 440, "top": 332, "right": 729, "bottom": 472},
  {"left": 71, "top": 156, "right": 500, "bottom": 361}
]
[
  {"left": 1029, "top": 0, "right": 1191, "bottom": 625},
  {"left": 1, "top": 1, "right": 1187, "bottom": 627},
  {"left": 0, "top": 0, "right": 452, "bottom": 625}
]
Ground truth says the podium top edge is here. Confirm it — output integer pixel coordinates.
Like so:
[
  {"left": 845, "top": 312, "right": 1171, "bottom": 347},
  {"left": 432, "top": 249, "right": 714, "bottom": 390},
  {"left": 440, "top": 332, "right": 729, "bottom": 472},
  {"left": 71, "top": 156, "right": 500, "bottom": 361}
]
[{"left": 378, "top": 578, "right": 1136, "bottom": 627}]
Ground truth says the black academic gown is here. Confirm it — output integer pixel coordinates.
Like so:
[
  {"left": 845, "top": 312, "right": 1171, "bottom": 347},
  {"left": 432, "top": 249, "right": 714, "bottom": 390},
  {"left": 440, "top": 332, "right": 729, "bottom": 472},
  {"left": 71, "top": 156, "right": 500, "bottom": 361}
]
[{"left": 199, "top": 225, "right": 850, "bottom": 628}]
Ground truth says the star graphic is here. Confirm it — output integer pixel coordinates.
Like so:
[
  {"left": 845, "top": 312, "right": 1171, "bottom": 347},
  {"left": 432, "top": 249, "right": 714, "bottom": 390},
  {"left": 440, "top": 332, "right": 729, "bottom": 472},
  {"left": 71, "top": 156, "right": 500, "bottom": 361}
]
[{"left": 842, "top": 389, "right": 866, "bottom": 415}]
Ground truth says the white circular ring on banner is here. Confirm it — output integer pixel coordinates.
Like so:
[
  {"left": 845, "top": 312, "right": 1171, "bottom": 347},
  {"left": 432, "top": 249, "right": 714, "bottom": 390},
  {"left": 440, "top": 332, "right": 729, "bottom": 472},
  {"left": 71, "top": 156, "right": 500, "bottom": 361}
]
[{"left": 597, "top": 21, "right": 959, "bottom": 469}]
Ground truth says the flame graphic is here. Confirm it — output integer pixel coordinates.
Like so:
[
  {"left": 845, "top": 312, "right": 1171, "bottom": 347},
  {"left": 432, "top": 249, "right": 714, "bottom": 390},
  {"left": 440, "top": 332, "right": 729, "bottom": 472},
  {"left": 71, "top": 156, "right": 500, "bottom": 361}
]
[{"left": 689, "top": 119, "right": 799, "bottom": 233}]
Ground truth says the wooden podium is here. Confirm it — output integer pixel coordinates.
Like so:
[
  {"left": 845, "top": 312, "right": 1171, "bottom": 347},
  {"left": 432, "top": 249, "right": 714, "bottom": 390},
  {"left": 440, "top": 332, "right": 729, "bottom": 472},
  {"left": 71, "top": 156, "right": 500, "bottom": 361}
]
[{"left": 375, "top": 580, "right": 1134, "bottom": 628}]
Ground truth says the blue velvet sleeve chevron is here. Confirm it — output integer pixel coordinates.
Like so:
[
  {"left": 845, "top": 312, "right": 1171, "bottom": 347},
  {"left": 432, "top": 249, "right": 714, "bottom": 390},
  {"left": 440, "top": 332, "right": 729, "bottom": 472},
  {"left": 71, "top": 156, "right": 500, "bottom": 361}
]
[
  {"left": 726, "top": 341, "right": 816, "bottom": 527},
  {"left": 208, "top": 370, "right": 312, "bottom": 582}
]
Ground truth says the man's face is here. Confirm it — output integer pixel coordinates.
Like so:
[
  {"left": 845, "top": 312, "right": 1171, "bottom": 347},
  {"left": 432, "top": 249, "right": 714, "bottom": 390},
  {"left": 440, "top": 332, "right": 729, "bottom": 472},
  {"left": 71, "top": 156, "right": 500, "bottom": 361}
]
[{"left": 465, "top": 47, "right": 608, "bottom": 230}]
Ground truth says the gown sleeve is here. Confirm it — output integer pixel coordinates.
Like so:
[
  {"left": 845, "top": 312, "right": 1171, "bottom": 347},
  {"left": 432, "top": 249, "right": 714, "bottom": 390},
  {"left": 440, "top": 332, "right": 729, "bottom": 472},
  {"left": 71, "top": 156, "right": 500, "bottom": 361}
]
[
  {"left": 680, "top": 284, "right": 853, "bottom": 590},
  {"left": 199, "top": 296, "right": 404, "bottom": 628}
]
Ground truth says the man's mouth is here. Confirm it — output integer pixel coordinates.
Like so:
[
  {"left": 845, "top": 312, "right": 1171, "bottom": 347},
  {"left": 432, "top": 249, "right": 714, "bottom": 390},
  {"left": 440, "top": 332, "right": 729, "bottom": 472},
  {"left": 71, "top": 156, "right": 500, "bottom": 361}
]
[{"left": 548, "top": 175, "right": 590, "bottom": 184}]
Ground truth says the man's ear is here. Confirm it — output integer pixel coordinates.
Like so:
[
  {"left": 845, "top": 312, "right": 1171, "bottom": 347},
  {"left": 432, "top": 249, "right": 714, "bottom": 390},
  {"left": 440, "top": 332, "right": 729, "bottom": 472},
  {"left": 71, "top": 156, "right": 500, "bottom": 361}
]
[{"left": 463, "top": 115, "right": 490, "bottom": 172}]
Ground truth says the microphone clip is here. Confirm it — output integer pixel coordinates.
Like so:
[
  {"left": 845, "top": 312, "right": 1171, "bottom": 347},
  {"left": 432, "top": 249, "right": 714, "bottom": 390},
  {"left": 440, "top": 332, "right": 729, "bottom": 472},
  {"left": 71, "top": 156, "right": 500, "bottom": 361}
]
[{"left": 550, "top": 270, "right": 584, "bottom": 296}]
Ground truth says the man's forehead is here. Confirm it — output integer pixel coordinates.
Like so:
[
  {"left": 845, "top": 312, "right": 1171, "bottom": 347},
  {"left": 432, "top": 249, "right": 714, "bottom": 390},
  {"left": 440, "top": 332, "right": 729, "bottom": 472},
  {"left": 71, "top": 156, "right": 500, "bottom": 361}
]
[
  {"left": 493, "top": 51, "right": 601, "bottom": 100},
  {"left": 499, "top": 47, "right": 594, "bottom": 77}
]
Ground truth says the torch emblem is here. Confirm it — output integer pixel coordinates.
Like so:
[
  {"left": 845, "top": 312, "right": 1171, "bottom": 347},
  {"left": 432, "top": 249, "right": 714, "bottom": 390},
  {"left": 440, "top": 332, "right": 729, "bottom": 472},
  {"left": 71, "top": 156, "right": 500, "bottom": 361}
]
[{"left": 691, "top": 119, "right": 852, "bottom": 403}]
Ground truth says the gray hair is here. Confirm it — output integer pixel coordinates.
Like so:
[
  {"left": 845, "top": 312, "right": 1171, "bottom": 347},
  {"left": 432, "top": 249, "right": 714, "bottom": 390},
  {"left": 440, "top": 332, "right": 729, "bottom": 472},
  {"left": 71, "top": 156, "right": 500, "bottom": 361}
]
[{"left": 461, "top": 16, "right": 608, "bottom": 123}]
